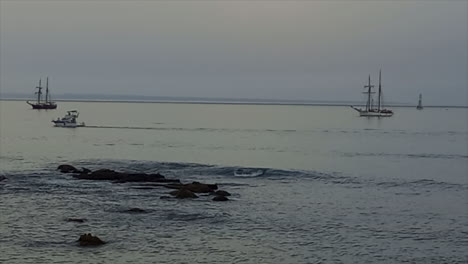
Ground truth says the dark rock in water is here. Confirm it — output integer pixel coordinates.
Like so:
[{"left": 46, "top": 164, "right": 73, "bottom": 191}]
[
  {"left": 124, "top": 208, "right": 147, "bottom": 213},
  {"left": 213, "top": 195, "right": 229, "bottom": 201},
  {"left": 184, "top": 182, "right": 218, "bottom": 193},
  {"left": 73, "top": 169, "right": 180, "bottom": 183},
  {"left": 163, "top": 182, "right": 218, "bottom": 193},
  {"left": 66, "top": 218, "right": 87, "bottom": 223},
  {"left": 73, "top": 169, "right": 117, "bottom": 180},
  {"left": 57, "top": 164, "right": 79, "bottom": 173},
  {"left": 81, "top": 167, "right": 91, "bottom": 174},
  {"left": 160, "top": 196, "right": 172, "bottom": 199},
  {"left": 0, "top": 175, "right": 6, "bottom": 182},
  {"left": 161, "top": 183, "right": 185, "bottom": 190},
  {"left": 169, "top": 190, "right": 179, "bottom": 196},
  {"left": 214, "top": 190, "right": 231, "bottom": 196},
  {"left": 171, "top": 189, "right": 198, "bottom": 199},
  {"left": 78, "top": 233, "right": 106, "bottom": 246}
]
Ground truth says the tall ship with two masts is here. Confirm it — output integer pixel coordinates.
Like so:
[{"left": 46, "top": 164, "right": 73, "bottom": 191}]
[
  {"left": 27, "top": 77, "right": 57, "bottom": 109},
  {"left": 350, "top": 70, "right": 393, "bottom": 117}
]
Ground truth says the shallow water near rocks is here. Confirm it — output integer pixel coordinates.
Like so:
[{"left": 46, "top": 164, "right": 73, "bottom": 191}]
[{"left": 0, "top": 101, "right": 467, "bottom": 263}]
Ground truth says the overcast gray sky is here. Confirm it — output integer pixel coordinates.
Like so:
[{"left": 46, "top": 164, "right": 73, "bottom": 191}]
[{"left": 0, "top": 0, "right": 467, "bottom": 105}]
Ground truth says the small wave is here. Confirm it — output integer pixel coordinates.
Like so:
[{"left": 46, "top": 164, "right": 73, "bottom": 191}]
[
  {"left": 337, "top": 151, "right": 468, "bottom": 160},
  {"left": 322, "top": 128, "right": 468, "bottom": 137},
  {"left": 376, "top": 179, "right": 466, "bottom": 190},
  {"left": 0, "top": 155, "right": 25, "bottom": 161},
  {"left": 83, "top": 125, "right": 301, "bottom": 134},
  {"left": 166, "top": 211, "right": 224, "bottom": 222}
]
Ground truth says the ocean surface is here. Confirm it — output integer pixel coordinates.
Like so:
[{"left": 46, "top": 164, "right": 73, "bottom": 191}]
[{"left": 0, "top": 100, "right": 467, "bottom": 263}]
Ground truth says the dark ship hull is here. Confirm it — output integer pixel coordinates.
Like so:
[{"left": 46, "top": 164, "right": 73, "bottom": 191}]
[{"left": 27, "top": 102, "right": 57, "bottom": 109}]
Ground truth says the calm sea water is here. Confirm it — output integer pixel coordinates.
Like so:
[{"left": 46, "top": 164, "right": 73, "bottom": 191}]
[{"left": 0, "top": 100, "right": 467, "bottom": 263}]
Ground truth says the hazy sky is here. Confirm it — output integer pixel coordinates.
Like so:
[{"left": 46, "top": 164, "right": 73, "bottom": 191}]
[{"left": 0, "top": 1, "right": 467, "bottom": 105}]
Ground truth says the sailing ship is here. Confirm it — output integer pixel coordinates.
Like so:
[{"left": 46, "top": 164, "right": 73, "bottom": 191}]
[
  {"left": 350, "top": 70, "right": 393, "bottom": 117},
  {"left": 27, "top": 77, "right": 57, "bottom": 109},
  {"left": 416, "top": 94, "right": 423, "bottom": 110}
]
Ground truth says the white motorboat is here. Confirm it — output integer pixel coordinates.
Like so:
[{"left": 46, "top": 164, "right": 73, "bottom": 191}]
[{"left": 52, "top": 110, "right": 85, "bottom": 127}]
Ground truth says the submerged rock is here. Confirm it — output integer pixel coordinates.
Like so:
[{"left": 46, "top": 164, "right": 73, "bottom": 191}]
[
  {"left": 78, "top": 233, "right": 106, "bottom": 246},
  {"left": 123, "top": 208, "right": 147, "bottom": 213},
  {"left": 214, "top": 190, "right": 231, "bottom": 196},
  {"left": 66, "top": 218, "right": 87, "bottom": 223},
  {"left": 72, "top": 169, "right": 180, "bottom": 183},
  {"left": 157, "top": 182, "right": 218, "bottom": 193},
  {"left": 213, "top": 195, "right": 229, "bottom": 201},
  {"left": 57, "top": 164, "right": 80, "bottom": 173},
  {"left": 169, "top": 189, "right": 198, "bottom": 199},
  {"left": 188, "top": 182, "right": 218, "bottom": 193},
  {"left": 180, "top": 182, "right": 218, "bottom": 193}
]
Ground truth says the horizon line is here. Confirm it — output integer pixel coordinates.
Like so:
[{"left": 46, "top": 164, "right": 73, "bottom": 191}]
[{"left": 1, "top": 97, "right": 466, "bottom": 108}]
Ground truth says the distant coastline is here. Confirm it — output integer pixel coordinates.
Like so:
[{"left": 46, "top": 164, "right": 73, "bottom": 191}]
[{"left": 1, "top": 93, "right": 466, "bottom": 108}]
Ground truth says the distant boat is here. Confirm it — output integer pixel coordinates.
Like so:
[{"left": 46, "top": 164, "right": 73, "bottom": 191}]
[
  {"left": 350, "top": 70, "right": 393, "bottom": 117},
  {"left": 52, "top": 110, "right": 85, "bottom": 128},
  {"left": 27, "top": 77, "right": 57, "bottom": 109},
  {"left": 416, "top": 94, "right": 423, "bottom": 110}
]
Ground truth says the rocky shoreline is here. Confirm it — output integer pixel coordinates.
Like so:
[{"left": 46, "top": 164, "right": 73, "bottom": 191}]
[{"left": 58, "top": 164, "right": 231, "bottom": 201}]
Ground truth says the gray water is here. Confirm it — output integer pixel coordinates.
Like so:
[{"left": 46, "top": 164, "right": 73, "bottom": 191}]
[{"left": 0, "top": 100, "right": 467, "bottom": 263}]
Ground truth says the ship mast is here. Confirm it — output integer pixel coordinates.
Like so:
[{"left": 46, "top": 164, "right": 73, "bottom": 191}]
[
  {"left": 45, "top": 77, "right": 49, "bottom": 103},
  {"left": 377, "top": 69, "right": 382, "bottom": 112},
  {"left": 36, "top": 79, "right": 43, "bottom": 104},
  {"left": 364, "top": 75, "right": 374, "bottom": 111}
]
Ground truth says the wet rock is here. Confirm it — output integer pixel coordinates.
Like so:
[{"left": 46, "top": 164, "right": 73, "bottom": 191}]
[
  {"left": 163, "top": 182, "right": 218, "bottom": 193},
  {"left": 57, "top": 164, "right": 79, "bottom": 173},
  {"left": 170, "top": 189, "right": 198, "bottom": 199},
  {"left": 161, "top": 183, "right": 185, "bottom": 190},
  {"left": 169, "top": 190, "right": 180, "bottom": 196},
  {"left": 73, "top": 169, "right": 180, "bottom": 183},
  {"left": 75, "top": 169, "right": 122, "bottom": 180},
  {"left": 124, "top": 208, "right": 147, "bottom": 213},
  {"left": 78, "top": 233, "right": 106, "bottom": 246},
  {"left": 81, "top": 167, "right": 91, "bottom": 174},
  {"left": 66, "top": 218, "right": 87, "bottom": 223},
  {"left": 214, "top": 190, "right": 231, "bottom": 196},
  {"left": 213, "top": 195, "right": 229, "bottom": 201},
  {"left": 0, "top": 175, "right": 6, "bottom": 182},
  {"left": 183, "top": 182, "right": 218, "bottom": 193}
]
